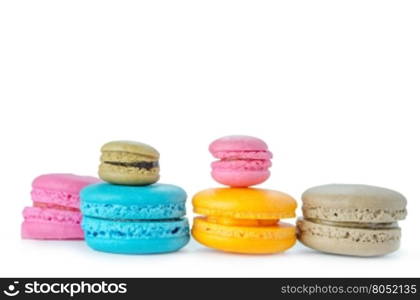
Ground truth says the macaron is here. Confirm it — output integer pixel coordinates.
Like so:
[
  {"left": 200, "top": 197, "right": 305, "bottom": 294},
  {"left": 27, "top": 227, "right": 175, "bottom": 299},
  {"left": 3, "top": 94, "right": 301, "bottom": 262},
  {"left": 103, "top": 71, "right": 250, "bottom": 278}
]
[
  {"left": 297, "top": 184, "right": 407, "bottom": 256},
  {"left": 22, "top": 174, "right": 100, "bottom": 240},
  {"left": 99, "top": 140, "right": 160, "bottom": 185},
  {"left": 80, "top": 183, "right": 190, "bottom": 254},
  {"left": 209, "top": 135, "right": 272, "bottom": 187},
  {"left": 192, "top": 188, "right": 297, "bottom": 254}
]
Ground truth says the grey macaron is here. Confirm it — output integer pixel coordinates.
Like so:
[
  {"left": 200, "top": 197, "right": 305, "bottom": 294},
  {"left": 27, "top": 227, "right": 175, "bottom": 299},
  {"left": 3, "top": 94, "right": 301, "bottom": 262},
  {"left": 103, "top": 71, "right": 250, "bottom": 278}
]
[{"left": 297, "top": 184, "right": 407, "bottom": 257}]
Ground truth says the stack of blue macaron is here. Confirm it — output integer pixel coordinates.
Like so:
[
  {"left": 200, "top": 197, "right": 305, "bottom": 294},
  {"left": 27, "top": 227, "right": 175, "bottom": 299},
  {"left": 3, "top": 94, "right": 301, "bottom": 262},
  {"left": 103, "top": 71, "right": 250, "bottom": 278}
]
[{"left": 80, "top": 141, "right": 190, "bottom": 254}]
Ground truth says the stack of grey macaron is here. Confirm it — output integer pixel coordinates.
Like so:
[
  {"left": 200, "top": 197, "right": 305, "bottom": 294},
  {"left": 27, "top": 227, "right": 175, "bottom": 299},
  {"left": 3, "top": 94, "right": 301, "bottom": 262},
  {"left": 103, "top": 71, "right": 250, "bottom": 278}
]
[{"left": 297, "top": 184, "right": 407, "bottom": 256}]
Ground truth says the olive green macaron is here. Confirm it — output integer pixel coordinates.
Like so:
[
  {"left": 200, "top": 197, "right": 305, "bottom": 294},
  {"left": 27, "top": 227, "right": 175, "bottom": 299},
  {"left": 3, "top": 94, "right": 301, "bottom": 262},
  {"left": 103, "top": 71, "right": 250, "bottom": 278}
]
[{"left": 98, "top": 141, "right": 160, "bottom": 185}]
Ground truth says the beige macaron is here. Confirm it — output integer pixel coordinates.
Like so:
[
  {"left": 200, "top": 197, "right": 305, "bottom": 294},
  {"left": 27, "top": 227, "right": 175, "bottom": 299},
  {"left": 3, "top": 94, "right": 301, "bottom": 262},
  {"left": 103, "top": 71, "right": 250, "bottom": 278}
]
[
  {"left": 98, "top": 141, "right": 160, "bottom": 185},
  {"left": 297, "top": 184, "right": 407, "bottom": 256}
]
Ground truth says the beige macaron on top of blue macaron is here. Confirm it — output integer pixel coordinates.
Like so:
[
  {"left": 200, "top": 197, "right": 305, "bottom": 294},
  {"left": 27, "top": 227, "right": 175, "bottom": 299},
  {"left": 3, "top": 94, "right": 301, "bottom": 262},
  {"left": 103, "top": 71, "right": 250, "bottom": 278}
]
[{"left": 99, "top": 140, "right": 160, "bottom": 186}]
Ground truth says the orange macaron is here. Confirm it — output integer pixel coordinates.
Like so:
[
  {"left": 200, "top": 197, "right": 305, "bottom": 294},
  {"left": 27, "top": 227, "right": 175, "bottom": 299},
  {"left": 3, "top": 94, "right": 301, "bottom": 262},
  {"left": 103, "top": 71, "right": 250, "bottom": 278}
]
[{"left": 192, "top": 188, "right": 297, "bottom": 254}]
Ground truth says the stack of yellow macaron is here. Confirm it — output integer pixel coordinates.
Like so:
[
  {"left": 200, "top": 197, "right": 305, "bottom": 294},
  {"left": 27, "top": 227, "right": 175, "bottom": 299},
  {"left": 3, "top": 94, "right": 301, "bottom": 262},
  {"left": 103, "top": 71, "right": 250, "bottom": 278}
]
[{"left": 192, "top": 135, "right": 297, "bottom": 254}]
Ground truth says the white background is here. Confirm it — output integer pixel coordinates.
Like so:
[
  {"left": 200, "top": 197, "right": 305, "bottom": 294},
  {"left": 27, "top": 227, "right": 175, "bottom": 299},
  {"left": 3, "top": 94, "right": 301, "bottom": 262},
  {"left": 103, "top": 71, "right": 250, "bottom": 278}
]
[{"left": 0, "top": 0, "right": 419, "bottom": 277}]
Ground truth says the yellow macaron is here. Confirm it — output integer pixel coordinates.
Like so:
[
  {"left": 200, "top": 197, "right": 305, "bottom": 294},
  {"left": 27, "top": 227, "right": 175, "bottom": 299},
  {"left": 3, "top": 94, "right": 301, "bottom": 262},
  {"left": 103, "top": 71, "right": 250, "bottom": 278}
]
[{"left": 192, "top": 188, "right": 297, "bottom": 254}]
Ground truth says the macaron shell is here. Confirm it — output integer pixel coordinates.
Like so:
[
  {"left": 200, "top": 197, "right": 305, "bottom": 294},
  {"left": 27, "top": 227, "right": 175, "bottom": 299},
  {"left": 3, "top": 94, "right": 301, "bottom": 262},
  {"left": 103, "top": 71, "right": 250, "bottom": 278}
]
[
  {"left": 302, "top": 184, "right": 407, "bottom": 223},
  {"left": 80, "top": 183, "right": 187, "bottom": 220},
  {"left": 81, "top": 183, "right": 187, "bottom": 208},
  {"left": 302, "top": 184, "right": 407, "bottom": 210},
  {"left": 211, "top": 150, "right": 272, "bottom": 160},
  {"left": 98, "top": 163, "right": 159, "bottom": 185},
  {"left": 192, "top": 217, "right": 296, "bottom": 254},
  {"left": 21, "top": 222, "right": 84, "bottom": 240},
  {"left": 32, "top": 174, "right": 100, "bottom": 195},
  {"left": 297, "top": 218, "right": 401, "bottom": 256},
  {"left": 211, "top": 169, "right": 270, "bottom": 187},
  {"left": 23, "top": 206, "right": 82, "bottom": 223},
  {"left": 193, "top": 188, "right": 297, "bottom": 219},
  {"left": 86, "top": 236, "right": 190, "bottom": 254},
  {"left": 101, "top": 151, "right": 157, "bottom": 163},
  {"left": 31, "top": 188, "right": 82, "bottom": 210},
  {"left": 83, "top": 217, "right": 189, "bottom": 254},
  {"left": 101, "top": 140, "right": 160, "bottom": 159},
  {"left": 209, "top": 135, "right": 269, "bottom": 153},
  {"left": 212, "top": 159, "right": 272, "bottom": 171},
  {"left": 22, "top": 207, "right": 83, "bottom": 240}
]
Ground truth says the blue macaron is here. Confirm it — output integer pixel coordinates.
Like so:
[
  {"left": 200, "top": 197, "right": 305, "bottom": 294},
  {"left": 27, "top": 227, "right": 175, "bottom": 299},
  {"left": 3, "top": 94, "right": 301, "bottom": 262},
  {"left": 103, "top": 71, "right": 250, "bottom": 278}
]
[{"left": 80, "top": 183, "right": 190, "bottom": 254}]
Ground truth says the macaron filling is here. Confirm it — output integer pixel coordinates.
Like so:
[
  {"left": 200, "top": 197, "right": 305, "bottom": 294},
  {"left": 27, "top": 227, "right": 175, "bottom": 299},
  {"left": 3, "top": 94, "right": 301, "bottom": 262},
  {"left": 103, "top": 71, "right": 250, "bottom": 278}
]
[
  {"left": 206, "top": 216, "right": 279, "bottom": 227},
  {"left": 305, "top": 218, "right": 399, "bottom": 230},
  {"left": 103, "top": 161, "right": 159, "bottom": 170},
  {"left": 34, "top": 202, "right": 80, "bottom": 212}
]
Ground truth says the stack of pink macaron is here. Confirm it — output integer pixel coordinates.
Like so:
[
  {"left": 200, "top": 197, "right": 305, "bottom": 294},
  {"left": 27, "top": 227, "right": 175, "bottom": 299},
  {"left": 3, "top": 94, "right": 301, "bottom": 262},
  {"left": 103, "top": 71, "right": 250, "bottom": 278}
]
[
  {"left": 21, "top": 174, "right": 100, "bottom": 240},
  {"left": 210, "top": 135, "right": 273, "bottom": 187}
]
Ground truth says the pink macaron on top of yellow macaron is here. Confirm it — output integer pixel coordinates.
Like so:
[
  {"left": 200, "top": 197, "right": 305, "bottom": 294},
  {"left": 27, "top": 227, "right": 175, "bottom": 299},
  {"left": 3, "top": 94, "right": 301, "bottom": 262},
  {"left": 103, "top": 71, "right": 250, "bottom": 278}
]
[
  {"left": 209, "top": 135, "right": 272, "bottom": 157},
  {"left": 209, "top": 135, "right": 272, "bottom": 187}
]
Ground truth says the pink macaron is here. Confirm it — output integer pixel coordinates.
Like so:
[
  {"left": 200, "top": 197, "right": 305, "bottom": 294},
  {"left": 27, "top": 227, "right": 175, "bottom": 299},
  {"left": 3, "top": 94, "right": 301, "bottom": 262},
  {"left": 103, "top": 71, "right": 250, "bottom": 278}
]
[
  {"left": 22, "top": 174, "right": 100, "bottom": 240},
  {"left": 209, "top": 135, "right": 273, "bottom": 187}
]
